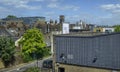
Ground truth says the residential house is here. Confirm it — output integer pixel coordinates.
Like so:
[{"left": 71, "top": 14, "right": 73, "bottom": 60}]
[{"left": 94, "top": 26, "right": 114, "bottom": 33}]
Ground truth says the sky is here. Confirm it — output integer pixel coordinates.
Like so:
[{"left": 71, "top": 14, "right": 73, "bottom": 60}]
[{"left": 0, "top": 0, "right": 120, "bottom": 25}]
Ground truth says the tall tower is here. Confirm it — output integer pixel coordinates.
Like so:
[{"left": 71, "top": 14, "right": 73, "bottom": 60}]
[
  {"left": 50, "top": 19, "right": 53, "bottom": 24},
  {"left": 59, "top": 15, "right": 65, "bottom": 24}
]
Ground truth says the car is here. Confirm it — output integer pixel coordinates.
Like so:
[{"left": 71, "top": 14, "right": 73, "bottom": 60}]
[{"left": 42, "top": 59, "right": 53, "bottom": 68}]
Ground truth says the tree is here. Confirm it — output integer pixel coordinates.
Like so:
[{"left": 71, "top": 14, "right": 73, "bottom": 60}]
[
  {"left": 0, "top": 36, "right": 15, "bottom": 67},
  {"left": 6, "top": 15, "right": 17, "bottom": 18},
  {"left": 19, "top": 28, "right": 47, "bottom": 62},
  {"left": 114, "top": 25, "right": 120, "bottom": 32}
]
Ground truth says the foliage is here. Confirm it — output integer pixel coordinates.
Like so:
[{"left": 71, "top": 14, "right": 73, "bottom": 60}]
[
  {"left": 6, "top": 15, "right": 17, "bottom": 18},
  {"left": 0, "top": 36, "right": 15, "bottom": 67},
  {"left": 19, "top": 28, "right": 47, "bottom": 62},
  {"left": 44, "top": 47, "right": 51, "bottom": 56},
  {"left": 23, "top": 67, "right": 40, "bottom": 72},
  {"left": 114, "top": 25, "right": 120, "bottom": 32}
]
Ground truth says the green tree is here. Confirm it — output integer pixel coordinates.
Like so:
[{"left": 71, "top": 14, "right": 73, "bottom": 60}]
[
  {"left": 114, "top": 25, "right": 120, "bottom": 32},
  {"left": 6, "top": 15, "right": 17, "bottom": 18},
  {"left": 0, "top": 36, "right": 15, "bottom": 67},
  {"left": 19, "top": 28, "right": 47, "bottom": 62}
]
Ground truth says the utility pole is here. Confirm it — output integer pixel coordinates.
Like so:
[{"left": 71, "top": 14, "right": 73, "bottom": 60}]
[{"left": 36, "top": 54, "right": 38, "bottom": 68}]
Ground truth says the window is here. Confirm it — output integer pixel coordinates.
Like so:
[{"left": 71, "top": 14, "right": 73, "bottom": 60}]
[
  {"left": 42, "top": 59, "right": 53, "bottom": 68},
  {"left": 96, "top": 29, "right": 101, "bottom": 32},
  {"left": 105, "top": 29, "right": 112, "bottom": 33},
  {"left": 58, "top": 67, "right": 65, "bottom": 72}
]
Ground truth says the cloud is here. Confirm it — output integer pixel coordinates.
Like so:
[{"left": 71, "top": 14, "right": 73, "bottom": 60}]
[
  {"left": 101, "top": 4, "right": 118, "bottom": 10},
  {"left": 0, "top": 6, "right": 10, "bottom": 12},
  {"left": 50, "top": 0, "right": 58, "bottom": 2},
  {"left": 45, "top": 11, "right": 55, "bottom": 15},
  {"left": 47, "top": 3, "right": 58, "bottom": 8},
  {"left": 100, "top": 3, "right": 120, "bottom": 25},
  {"left": 60, "top": 5, "right": 80, "bottom": 11},
  {"left": 34, "top": 0, "right": 44, "bottom": 2},
  {"left": 100, "top": 4, "right": 120, "bottom": 13},
  {"left": 47, "top": 2, "right": 80, "bottom": 11},
  {"left": 66, "top": 15, "right": 80, "bottom": 20},
  {"left": 99, "top": 14, "right": 120, "bottom": 25},
  {"left": 0, "top": 0, "right": 28, "bottom": 6},
  {"left": 16, "top": 5, "right": 41, "bottom": 10},
  {"left": 0, "top": 6, "right": 14, "bottom": 18},
  {"left": 0, "top": 0, "right": 41, "bottom": 10}
]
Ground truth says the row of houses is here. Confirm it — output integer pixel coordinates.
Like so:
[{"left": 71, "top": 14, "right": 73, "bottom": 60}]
[
  {"left": 0, "top": 16, "right": 116, "bottom": 48},
  {"left": 0, "top": 16, "right": 115, "bottom": 36},
  {"left": 0, "top": 16, "right": 61, "bottom": 35}
]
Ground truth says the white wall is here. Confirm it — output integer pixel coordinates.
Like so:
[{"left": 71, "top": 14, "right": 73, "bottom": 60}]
[
  {"left": 103, "top": 28, "right": 114, "bottom": 32},
  {"left": 62, "top": 23, "right": 69, "bottom": 34}
]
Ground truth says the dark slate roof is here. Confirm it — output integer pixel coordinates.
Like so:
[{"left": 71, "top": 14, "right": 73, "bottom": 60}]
[
  {"left": 0, "top": 28, "right": 19, "bottom": 41},
  {"left": 0, "top": 28, "right": 12, "bottom": 36}
]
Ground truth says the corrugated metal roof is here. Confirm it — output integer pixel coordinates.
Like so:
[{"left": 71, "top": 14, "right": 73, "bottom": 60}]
[
  {"left": 54, "top": 32, "right": 119, "bottom": 37},
  {"left": 54, "top": 32, "right": 120, "bottom": 70}
]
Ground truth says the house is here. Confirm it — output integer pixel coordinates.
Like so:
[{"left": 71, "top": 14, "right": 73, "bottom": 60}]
[
  {"left": 53, "top": 32, "right": 120, "bottom": 72},
  {"left": 0, "top": 27, "right": 13, "bottom": 36},
  {"left": 69, "top": 22, "right": 95, "bottom": 33},
  {"left": 0, "top": 20, "right": 6, "bottom": 26},
  {"left": 94, "top": 26, "right": 114, "bottom": 33}
]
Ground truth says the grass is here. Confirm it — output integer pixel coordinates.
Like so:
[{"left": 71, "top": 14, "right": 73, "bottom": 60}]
[{"left": 23, "top": 67, "right": 40, "bottom": 72}]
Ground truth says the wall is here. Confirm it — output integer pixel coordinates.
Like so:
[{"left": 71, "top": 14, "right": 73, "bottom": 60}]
[
  {"left": 51, "top": 31, "right": 62, "bottom": 54},
  {"left": 102, "top": 28, "right": 114, "bottom": 32},
  {"left": 0, "top": 59, "right": 4, "bottom": 69},
  {"left": 55, "top": 64, "right": 120, "bottom": 72},
  {"left": 93, "top": 27, "right": 103, "bottom": 32}
]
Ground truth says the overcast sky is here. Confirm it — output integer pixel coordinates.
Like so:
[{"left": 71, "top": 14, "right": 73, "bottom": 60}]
[{"left": 0, "top": 0, "right": 120, "bottom": 25}]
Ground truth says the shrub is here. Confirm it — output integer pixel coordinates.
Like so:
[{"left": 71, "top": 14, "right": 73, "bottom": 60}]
[{"left": 23, "top": 67, "right": 40, "bottom": 72}]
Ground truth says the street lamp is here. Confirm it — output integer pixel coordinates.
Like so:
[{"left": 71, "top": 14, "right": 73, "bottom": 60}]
[
  {"left": 36, "top": 54, "right": 38, "bottom": 68},
  {"left": 33, "top": 46, "right": 39, "bottom": 68}
]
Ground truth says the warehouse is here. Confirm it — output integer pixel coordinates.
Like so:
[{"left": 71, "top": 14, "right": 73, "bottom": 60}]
[{"left": 53, "top": 32, "right": 120, "bottom": 72}]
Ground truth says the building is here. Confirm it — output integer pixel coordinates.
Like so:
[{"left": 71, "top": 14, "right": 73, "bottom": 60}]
[
  {"left": 69, "top": 21, "right": 95, "bottom": 33},
  {"left": 53, "top": 32, "right": 120, "bottom": 72},
  {"left": 19, "top": 16, "right": 45, "bottom": 25},
  {"left": 94, "top": 26, "right": 114, "bottom": 33},
  {"left": 59, "top": 15, "right": 65, "bottom": 24},
  {"left": 0, "top": 20, "right": 6, "bottom": 26},
  {"left": 0, "top": 16, "right": 46, "bottom": 36},
  {"left": 2, "top": 16, "right": 45, "bottom": 25},
  {"left": 33, "top": 20, "right": 47, "bottom": 34}
]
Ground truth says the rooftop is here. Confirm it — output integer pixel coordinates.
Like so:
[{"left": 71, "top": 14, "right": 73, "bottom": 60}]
[{"left": 55, "top": 32, "right": 119, "bottom": 37}]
